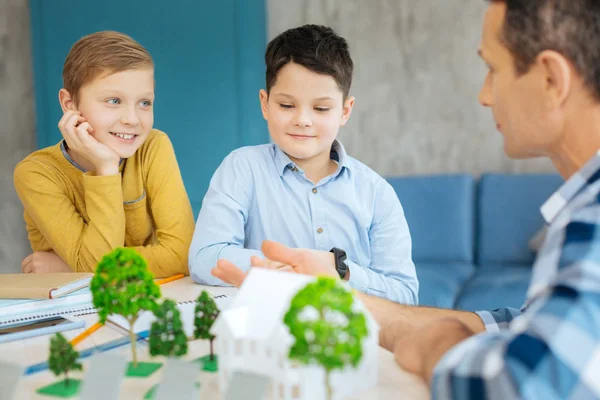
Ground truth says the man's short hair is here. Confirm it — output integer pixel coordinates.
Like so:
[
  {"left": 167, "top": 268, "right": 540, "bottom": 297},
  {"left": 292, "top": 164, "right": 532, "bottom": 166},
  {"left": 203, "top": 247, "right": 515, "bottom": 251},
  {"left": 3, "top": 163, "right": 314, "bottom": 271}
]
[{"left": 490, "top": 0, "right": 600, "bottom": 100}]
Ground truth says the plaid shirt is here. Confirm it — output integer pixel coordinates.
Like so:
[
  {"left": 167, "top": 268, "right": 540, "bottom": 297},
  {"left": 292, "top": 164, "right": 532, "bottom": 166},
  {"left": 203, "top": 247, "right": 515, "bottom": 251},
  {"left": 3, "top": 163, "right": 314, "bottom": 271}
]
[{"left": 432, "top": 153, "right": 600, "bottom": 400}]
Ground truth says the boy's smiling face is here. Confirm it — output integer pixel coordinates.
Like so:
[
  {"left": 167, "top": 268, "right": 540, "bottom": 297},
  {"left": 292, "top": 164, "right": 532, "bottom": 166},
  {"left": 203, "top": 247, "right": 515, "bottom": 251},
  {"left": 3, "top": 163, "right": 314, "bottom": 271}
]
[
  {"left": 260, "top": 62, "right": 354, "bottom": 169},
  {"left": 72, "top": 68, "right": 155, "bottom": 159}
]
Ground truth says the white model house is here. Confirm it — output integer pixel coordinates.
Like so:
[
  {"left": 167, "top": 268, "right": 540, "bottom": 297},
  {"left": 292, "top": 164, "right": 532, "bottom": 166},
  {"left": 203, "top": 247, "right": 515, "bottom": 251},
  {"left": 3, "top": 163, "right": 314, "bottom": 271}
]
[{"left": 210, "top": 268, "right": 379, "bottom": 400}]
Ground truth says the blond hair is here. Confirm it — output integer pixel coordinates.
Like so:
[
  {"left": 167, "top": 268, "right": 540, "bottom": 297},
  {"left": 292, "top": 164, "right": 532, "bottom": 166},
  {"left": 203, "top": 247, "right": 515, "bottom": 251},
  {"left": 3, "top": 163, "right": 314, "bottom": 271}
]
[{"left": 62, "top": 31, "right": 153, "bottom": 103}]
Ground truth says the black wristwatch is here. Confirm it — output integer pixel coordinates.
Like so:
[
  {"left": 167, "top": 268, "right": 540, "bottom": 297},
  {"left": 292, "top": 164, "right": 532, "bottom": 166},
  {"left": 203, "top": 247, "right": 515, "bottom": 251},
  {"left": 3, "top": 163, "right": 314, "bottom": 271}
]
[{"left": 330, "top": 247, "right": 348, "bottom": 279}]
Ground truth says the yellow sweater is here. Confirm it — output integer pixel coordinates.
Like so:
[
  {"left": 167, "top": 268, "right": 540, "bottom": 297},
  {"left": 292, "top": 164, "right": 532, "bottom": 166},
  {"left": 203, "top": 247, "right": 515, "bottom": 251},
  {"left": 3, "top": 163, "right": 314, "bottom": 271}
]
[{"left": 14, "top": 129, "right": 195, "bottom": 277}]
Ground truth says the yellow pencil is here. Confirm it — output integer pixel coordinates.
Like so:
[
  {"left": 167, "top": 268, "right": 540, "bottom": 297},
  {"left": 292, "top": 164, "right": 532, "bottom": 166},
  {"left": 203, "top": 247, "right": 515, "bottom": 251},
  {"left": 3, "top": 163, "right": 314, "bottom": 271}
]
[
  {"left": 70, "top": 321, "right": 102, "bottom": 346},
  {"left": 70, "top": 273, "right": 186, "bottom": 345},
  {"left": 155, "top": 273, "right": 185, "bottom": 285}
]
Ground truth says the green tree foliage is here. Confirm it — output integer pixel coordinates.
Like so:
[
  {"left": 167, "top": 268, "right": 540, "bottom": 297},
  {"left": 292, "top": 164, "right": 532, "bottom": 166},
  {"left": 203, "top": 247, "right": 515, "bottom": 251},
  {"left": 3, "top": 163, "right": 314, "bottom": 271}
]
[
  {"left": 149, "top": 299, "right": 188, "bottom": 357},
  {"left": 283, "top": 277, "right": 368, "bottom": 400},
  {"left": 90, "top": 248, "right": 161, "bottom": 366},
  {"left": 48, "top": 333, "right": 82, "bottom": 385},
  {"left": 193, "top": 291, "right": 220, "bottom": 360}
]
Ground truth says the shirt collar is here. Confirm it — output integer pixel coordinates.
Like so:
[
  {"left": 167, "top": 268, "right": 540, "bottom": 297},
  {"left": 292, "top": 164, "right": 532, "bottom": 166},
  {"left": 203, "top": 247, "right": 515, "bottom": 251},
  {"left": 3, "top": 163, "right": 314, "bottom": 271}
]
[
  {"left": 273, "top": 139, "right": 350, "bottom": 177},
  {"left": 541, "top": 150, "right": 600, "bottom": 223},
  {"left": 61, "top": 140, "right": 88, "bottom": 172},
  {"left": 60, "top": 140, "right": 124, "bottom": 173}
]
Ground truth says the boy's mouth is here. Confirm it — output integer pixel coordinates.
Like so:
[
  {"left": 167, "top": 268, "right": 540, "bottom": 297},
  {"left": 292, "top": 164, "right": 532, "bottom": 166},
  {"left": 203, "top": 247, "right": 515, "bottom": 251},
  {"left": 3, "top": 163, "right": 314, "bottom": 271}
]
[
  {"left": 110, "top": 132, "right": 138, "bottom": 141},
  {"left": 287, "top": 133, "right": 315, "bottom": 140}
]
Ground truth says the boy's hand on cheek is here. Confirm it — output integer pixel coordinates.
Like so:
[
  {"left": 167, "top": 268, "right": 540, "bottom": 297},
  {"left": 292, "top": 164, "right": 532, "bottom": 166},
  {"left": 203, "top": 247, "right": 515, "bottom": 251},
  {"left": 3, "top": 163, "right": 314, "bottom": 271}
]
[
  {"left": 21, "top": 251, "right": 73, "bottom": 274},
  {"left": 58, "top": 110, "right": 120, "bottom": 176}
]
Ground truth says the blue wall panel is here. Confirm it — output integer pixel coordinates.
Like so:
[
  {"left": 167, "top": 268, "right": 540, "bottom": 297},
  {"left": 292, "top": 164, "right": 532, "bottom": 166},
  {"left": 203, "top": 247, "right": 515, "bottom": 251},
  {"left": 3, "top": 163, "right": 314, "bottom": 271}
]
[{"left": 29, "top": 0, "right": 268, "bottom": 215}]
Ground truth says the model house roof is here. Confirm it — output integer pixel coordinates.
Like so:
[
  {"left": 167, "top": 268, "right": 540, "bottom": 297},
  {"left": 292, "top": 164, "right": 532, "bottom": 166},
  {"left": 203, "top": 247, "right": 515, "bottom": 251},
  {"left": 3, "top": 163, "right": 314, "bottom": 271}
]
[{"left": 210, "top": 269, "right": 378, "bottom": 341}]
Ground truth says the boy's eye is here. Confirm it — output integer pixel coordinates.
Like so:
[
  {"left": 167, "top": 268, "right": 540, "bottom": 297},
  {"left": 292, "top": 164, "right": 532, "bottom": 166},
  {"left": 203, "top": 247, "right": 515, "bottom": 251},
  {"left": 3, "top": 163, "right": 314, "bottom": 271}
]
[
  {"left": 279, "top": 104, "right": 294, "bottom": 109},
  {"left": 140, "top": 100, "right": 152, "bottom": 107},
  {"left": 315, "top": 107, "right": 330, "bottom": 112},
  {"left": 106, "top": 98, "right": 120, "bottom": 105}
]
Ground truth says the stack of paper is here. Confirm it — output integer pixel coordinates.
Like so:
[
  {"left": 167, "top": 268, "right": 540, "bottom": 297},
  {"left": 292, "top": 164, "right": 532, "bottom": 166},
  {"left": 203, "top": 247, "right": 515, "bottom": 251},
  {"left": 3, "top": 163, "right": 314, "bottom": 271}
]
[{"left": 0, "top": 288, "right": 94, "bottom": 326}]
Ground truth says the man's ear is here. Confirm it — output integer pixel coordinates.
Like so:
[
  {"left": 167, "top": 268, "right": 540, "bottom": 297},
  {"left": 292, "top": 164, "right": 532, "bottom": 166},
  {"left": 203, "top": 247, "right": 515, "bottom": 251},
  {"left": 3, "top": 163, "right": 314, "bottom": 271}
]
[
  {"left": 537, "top": 50, "right": 572, "bottom": 109},
  {"left": 340, "top": 96, "right": 355, "bottom": 126},
  {"left": 58, "top": 89, "right": 77, "bottom": 112}
]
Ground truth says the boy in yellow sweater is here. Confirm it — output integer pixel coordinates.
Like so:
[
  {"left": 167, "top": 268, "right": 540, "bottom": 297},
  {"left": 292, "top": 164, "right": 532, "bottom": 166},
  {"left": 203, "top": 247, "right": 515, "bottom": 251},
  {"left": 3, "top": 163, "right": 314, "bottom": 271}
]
[{"left": 13, "top": 31, "right": 194, "bottom": 277}]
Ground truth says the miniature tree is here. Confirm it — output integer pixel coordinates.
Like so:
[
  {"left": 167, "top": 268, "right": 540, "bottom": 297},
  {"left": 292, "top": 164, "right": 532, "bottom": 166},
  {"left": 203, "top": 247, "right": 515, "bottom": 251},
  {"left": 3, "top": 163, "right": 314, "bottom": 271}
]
[
  {"left": 193, "top": 290, "right": 220, "bottom": 361},
  {"left": 149, "top": 299, "right": 188, "bottom": 357},
  {"left": 91, "top": 248, "right": 161, "bottom": 367},
  {"left": 283, "top": 277, "right": 368, "bottom": 400},
  {"left": 48, "top": 333, "right": 83, "bottom": 386}
]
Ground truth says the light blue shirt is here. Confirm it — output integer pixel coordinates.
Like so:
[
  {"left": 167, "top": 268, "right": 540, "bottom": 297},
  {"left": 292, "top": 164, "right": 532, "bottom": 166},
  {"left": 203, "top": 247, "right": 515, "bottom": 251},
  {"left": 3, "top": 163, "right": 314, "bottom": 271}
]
[{"left": 189, "top": 140, "right": 418, "bottom": 304}]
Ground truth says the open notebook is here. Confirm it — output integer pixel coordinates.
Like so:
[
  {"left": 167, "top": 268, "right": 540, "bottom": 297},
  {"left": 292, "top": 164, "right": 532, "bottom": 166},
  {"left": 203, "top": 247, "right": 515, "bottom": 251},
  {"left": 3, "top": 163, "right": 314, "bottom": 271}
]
[{"left": 107, "top": 294, "right": 232, "bottom": 338}]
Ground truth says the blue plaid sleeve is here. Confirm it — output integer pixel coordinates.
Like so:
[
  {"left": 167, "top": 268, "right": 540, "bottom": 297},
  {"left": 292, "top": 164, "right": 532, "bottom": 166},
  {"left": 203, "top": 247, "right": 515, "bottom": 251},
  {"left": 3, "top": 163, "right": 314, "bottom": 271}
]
[
  {"left": 475, "top": 308, "right": 523, "bottom": 332},
  {"left": 430, "top": 210, "right": 600, "bottom": 400}
]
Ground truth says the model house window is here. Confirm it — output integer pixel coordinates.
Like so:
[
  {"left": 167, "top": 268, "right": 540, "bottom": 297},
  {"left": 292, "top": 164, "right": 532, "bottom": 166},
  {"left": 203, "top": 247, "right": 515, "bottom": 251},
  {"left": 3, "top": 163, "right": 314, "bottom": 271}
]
[
  {"left": 292, "top": 384, "right": 301, "bottom": 399},
  {"left": 250, "top": 340, "right": 256, "bottom": 354},
  {"left": 235, "top": 340, "right": 242, "bottom": 353}
]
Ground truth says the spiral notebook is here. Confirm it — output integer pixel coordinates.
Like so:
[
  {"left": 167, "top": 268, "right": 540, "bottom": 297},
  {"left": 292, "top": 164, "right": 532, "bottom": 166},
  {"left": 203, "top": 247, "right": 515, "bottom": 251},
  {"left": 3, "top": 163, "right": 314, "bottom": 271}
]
[
  {"left": 0, "top": 287, "right": 94, "bottom": 327},
  {"left": 107, "top": 294, "right": 231, "bottom": 339}
]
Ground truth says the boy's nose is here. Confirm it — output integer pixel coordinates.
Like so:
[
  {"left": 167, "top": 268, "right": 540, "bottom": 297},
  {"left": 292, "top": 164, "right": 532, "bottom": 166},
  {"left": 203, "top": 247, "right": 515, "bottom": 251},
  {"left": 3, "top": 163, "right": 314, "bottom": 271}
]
[
  {"left": 121, "top": 107, "right": 140, "bottom": 126},
  {"left": 293, "top": 110, "right": 312, "bottom": 127}
]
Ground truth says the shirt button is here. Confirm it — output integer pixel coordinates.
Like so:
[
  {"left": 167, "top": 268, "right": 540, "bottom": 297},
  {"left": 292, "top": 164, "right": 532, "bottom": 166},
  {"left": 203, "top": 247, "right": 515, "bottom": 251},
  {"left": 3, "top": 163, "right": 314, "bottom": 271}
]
[
  {"left": 317, "top": 227, "right": 323, "bottom": 234},
  {"left": 312, "top": 188, "right": 318, "bottom": 194}
]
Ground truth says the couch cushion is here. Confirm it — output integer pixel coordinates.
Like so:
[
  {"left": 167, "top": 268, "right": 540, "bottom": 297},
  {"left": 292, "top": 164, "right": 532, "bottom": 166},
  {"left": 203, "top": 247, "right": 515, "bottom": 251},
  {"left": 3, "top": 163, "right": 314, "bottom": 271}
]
[
  {"left": 477, "top": 174, "right": 563, "bottom": 264},
  {"left": 416, "top": 262, "right": 475, "bottom": 309},
  {"left": 454, "top": 264, "right": 533, "bottom": 311},
  {"left": 387, "top": 175, "right": 475, "bottom": 263}
]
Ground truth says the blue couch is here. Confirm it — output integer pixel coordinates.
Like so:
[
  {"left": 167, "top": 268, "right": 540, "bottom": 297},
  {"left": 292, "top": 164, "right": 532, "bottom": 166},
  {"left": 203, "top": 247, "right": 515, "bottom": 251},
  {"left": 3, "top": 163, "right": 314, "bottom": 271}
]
[{"left": 387, "top": 173, "right": 563, "bottom": 310}]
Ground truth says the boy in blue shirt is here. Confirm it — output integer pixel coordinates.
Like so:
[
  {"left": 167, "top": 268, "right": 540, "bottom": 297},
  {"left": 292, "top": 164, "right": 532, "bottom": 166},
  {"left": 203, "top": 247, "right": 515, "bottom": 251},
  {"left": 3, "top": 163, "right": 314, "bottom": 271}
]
[{"left": 189, "top": 24, "right": 418, "bottom": 304}]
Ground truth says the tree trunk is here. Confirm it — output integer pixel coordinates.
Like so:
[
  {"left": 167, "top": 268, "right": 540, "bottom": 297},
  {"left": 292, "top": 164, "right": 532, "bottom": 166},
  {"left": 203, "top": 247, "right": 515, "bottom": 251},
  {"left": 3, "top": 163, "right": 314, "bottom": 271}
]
[
  {"left": 129, "top": 317, "right": 138, "bottom": 367},
  {"left": 65, "top": 371, "right": 69, "bottom": 387},
  {"left": 325, "top": 371, "right": 332, "bottom": 400},
  {"left": 210, "top": 338, "right": 214, "bottom": 361}
]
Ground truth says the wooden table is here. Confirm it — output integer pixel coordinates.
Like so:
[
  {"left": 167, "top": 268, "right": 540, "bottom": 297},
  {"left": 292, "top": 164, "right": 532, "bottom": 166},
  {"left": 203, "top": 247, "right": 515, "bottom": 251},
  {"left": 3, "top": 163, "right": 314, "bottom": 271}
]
[{"left": 0, "top": 278, "right": 430, "bottom": 399}]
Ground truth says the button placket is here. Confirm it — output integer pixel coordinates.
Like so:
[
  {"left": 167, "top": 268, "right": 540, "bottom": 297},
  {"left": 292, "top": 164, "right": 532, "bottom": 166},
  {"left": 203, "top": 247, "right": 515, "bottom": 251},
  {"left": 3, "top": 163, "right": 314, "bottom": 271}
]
[{"left": 310, "top": 185, "right": 327, "bottom": 246}]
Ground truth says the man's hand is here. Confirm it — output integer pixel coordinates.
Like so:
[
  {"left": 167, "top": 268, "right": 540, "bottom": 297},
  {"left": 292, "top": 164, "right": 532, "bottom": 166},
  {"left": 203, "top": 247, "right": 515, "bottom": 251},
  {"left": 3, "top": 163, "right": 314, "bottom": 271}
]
[
  {"left": 393, "top": 318, "right": 474, "bottom": 383},
  {"left": 58, "top": 110, "right": 120, "bottom": 175},
  {"left": 21, "top": 251, "right": 73, "bottom": 274}
]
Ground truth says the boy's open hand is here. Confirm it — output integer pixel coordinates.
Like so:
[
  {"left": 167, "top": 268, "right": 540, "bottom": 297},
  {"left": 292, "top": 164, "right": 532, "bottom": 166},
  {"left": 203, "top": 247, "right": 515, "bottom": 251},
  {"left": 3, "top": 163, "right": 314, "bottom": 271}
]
[
  {"left": 210, "top": 241, "right": 340, "bottom": 287},
  {"left": 58, "top": 110, "right": 120, "bottom": 175},
  {"left": 21, "top": 251, "right": 73, "bottom": 274}
]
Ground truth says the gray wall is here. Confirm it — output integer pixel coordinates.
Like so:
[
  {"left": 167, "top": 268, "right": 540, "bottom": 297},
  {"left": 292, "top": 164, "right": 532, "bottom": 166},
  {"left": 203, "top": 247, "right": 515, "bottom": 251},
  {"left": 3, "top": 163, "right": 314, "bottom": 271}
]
[
  {"left": 0, "top": 0, "right": 555, "bottom": 273},
  {"left": 267, "top": 0, "right": 554, "bottom": 175},
  {"left": 0, "top": 0, "right": 35, "bottom": 273}
]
